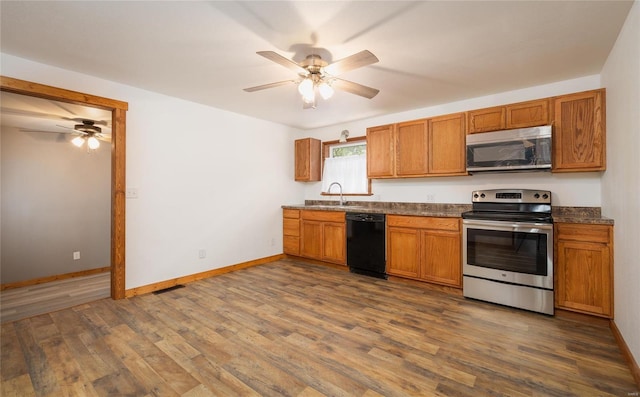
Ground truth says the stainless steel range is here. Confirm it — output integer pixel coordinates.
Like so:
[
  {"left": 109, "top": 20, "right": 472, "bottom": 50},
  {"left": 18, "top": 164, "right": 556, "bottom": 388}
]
[{"left": 462, "top": 189, "right": 554, "bottom": 315}]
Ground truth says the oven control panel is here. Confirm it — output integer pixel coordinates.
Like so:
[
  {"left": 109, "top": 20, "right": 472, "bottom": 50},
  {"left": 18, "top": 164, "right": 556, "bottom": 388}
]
[{"left": 471, "top": 189, "right": 551, "bottom": 204}]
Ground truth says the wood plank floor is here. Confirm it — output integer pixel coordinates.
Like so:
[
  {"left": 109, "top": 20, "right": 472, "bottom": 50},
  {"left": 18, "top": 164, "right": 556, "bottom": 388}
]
[
  {"left": 1, "top": 260, "right": 637, "bottom": 396},
  {"left": 1, "top": 272, "right": 110, "bottom": 324}
]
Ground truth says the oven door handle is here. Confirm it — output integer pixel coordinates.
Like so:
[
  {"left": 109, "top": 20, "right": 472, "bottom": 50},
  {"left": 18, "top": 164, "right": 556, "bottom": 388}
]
[{"left": 463, "top": 219, "right": 553, "bottom": 231}]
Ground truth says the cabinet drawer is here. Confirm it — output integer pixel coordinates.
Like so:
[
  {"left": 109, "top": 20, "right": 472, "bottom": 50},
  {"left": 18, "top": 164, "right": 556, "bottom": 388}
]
[
  {"left": 301, "top": 210, "right": 345, "bottom": 222},
  {"left": 283, "top": 236, "right": 300, "bottom": 255},
  {"left": 387, "top": 215, "right": 460, "bottom": 231},
  {"left": 283, "top": 209, "right": 300, "bottom": 219},
  {"left": 283, "top": 218, "right": 300, "bottom": 236},
  {"left": 555, "top": 223, "right": 611, "bottom": 243}
]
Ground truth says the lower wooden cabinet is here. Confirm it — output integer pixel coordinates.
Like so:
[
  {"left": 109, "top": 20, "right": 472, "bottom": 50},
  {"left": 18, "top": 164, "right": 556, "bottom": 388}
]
[
  {"left": 420, "top": 231, "right": 461, "bottom": 286},
  {"left": 387, "top": 227, "right": 420, "bottom": 278},
  {"left": 299, "top": 210, "right": 346, "bottom": 265},
  {"left": 387, "top": 215, "right": 462, "bottom": 288},
  {"left": 555, "top": 223, "right": 613, "bottom": 318},
  {"left": 282, "top": 209, "right": 300, "bottom": 255}
]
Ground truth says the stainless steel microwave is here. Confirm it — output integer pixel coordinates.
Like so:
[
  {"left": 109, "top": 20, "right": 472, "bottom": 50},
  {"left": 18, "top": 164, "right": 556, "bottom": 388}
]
[{"left": 466, "top": 125, "right": 552, "bottom": 173}]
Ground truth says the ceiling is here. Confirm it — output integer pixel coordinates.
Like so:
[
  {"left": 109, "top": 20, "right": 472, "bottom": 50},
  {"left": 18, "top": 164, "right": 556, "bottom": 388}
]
[
  {"left": 0, "top": 91, "right": 112, "bottom": 140},
  {"left": 0, "top": 1, "right": 634, "bottom": 130}
]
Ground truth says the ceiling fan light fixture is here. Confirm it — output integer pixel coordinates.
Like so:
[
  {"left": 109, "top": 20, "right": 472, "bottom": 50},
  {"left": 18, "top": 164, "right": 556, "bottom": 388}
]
[
  {"left": 71, "top": 136, "right": 85, "bottom": 147},
  {"left": 318, "top": 81, "right": 334, "bottom": 100},
  {"left": 302, "top": 93, "right": 316, "bottom": 104},
  {"left": 245, "top": 50, "right": 379, "bottom": 108},
  {"left": 87, "top": 136, "right": 100, "bottom": 150},
  {"left": 298, "top": 78, "right": 314, "bottom": 97}
]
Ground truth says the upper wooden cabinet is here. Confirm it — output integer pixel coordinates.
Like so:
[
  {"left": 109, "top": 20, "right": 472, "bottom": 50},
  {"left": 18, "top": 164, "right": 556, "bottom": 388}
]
[
  {"left": 366, "top": 124, "right": 395, "bottom": 177},
  {"left": 367, "top": 113, "right": 466, "bottom": 179},
  {"left": 555, "top": 223, "right": 613, "bottom": 318},
  {"left": 467, "top": 98, "right": 550, "bottom": 134},
  {"left": 467, "top": 105, "right": 505, "bottom": 133},
  {"left": 507, "top": 99, "right": 550, "bottom": 129},
  {"left": 295, "top": 138, "right": 321, "bottom": 181},
  {"left": 428, "top": 113, "right": 466, "bottom": 175},
  {"left": 552, "top": 89, "right": 606, "bottom": 172},
  {"left": 363, "top": 89, "right": 605, "bottom": 177},
  {"left": 396, "top": 119, "right": 429, "bottom": 176}
]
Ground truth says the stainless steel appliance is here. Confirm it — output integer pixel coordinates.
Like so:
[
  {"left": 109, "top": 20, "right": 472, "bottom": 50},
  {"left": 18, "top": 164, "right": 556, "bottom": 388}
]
[
  {"left": 346, "top": 213, "right": 386, "bottom": 279},
  {"left": 462, "top": 189, "right": 554, "bottom": 315},
  {"left": 466, "top": 125, "right": 552, "bottom": 173}
]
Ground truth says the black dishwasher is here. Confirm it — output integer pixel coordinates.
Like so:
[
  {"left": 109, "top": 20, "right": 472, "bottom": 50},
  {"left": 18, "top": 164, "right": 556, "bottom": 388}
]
[{"left": 346, "top": 213, "right": 386, "bottom": 279}]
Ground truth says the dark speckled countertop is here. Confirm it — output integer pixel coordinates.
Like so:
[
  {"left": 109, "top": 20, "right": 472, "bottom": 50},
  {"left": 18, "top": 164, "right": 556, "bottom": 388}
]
[
  {"left": 551, "top": 206, "right": 613, "bottom": 225},
  {"left": 282, "top": 200, "right": 614, "bottom": 225}
]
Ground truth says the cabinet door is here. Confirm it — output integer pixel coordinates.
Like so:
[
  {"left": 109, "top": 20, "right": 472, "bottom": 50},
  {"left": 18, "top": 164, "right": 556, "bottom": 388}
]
[
  {"left": 428, "top": 113, "right": 466, "bottom": 175},
  {"left": 467, "top": 106, "right": 505, "bottom": 133},
  {"left": 322, "top": 222, "right": 346, "bottom": 264},
  {"left": 552, "top": 89, "right": 605, "bottom": 172},
  {"left": 387, "top": 227, "right": 420, "bottom": 278},
  {"left": 420, "top": 230, "right": 461, "bottom": 287},
  {"left": 396, "top": 120, "right": 428, "bottom": 176},
  {"left": 295, "top": 138, "right": 321, "bottom": 181},
  {"left": 300, "top": 220, "right": 323, "bottom": 259},
  {"left": 556, "top": 239, "right": 612, "bottom": 317},
  {"left": 506, "top": 99, "right": 549, "bottom": 129},
  {"left": 367, "top": 124, "right": 395, "bottom": 177}
]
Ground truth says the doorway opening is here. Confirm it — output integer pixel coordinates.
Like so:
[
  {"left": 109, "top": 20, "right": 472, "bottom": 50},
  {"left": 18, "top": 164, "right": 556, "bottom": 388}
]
[{"left": 1, "top": 76, "right": 128, "bottom": 299}]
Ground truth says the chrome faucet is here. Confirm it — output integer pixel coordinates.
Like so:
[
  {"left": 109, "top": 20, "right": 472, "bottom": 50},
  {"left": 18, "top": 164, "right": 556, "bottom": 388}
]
[{"left": 328, "top": 182, "right": 345, "bottom": 206}]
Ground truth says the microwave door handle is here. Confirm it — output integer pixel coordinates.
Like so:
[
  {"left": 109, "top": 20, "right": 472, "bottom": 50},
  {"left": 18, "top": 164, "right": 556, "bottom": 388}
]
[{"left": 513, "top": 226, "right": 541, "bottom": 233}]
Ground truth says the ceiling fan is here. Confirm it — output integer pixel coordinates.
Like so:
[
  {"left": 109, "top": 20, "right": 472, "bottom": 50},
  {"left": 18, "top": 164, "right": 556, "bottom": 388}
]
[
  {"left": 244, "top": 50, "right": 380, "bottom": 108},
  {"left": 55, "top": 119, "right": 111, "bottom": 149}
]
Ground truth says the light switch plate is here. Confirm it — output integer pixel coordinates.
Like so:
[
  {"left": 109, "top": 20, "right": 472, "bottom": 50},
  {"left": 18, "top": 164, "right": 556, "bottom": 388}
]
[{"left": 126, "top": 187, "right": 139, "bottom": 199}]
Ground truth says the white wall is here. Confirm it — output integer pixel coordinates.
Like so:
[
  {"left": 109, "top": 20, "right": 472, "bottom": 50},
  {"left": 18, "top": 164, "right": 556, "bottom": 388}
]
[
  {"left": 0, "top": 53, "right": 304, "bottom": 290},
  {"left": 601, "top": 0, "right": 640, "bottom": 369},
  {"left": 300, "top": 76, "right": 603, "bottom": 206}
]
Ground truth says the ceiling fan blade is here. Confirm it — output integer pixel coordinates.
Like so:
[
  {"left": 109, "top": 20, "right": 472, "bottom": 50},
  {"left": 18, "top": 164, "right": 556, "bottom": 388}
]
[
  {"left": 19, "top": 128, "right": 65, "bottom": 134},
  {"left": 56, "top": 124, "right": 78, "bottom": 132},
  {"left": 97, "top": 135, "right": 112, "bottom": 142},
  {"left": 256, "top": 51, "right": 307, "bottom": 74},
  {"left": 323, "top": 50, "right": 379, "bottom": 76},
  {"left": 243, "top": 80, "right": 297, "bottom": 92},
  {"left": 331, "top": 78, "right": 380, "bottom": 99},
  {"left": 1, "top": 107, "right": 68, "bottom": 121},
  {"left": 61, "top": 117, "right": 109, "bottom": 126}
]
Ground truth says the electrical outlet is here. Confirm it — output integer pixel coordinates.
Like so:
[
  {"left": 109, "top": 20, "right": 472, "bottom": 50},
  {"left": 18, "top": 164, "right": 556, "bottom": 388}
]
[
  {"left": 425, "top": 194, "right": 435, "bottom": 203},
  {"left": 270, "top": 238, "right": 275, "bottom": 247},
  {"left": 73, "top": 251, "right": 80, "bottom": 260},
  {"left": 198, "top": 249, "right": 206, "bottom": 259}
]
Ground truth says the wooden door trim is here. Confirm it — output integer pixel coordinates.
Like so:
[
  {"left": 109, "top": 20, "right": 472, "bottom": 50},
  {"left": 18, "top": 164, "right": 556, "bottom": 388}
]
[{"left": 1, "top": 76, "right": 128, "bottom": 299}]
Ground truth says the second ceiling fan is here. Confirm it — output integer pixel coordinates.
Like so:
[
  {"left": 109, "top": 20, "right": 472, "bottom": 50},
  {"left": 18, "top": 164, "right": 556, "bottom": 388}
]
[{"left": 244, "top": 50, "right": 380, "bottom": 108}]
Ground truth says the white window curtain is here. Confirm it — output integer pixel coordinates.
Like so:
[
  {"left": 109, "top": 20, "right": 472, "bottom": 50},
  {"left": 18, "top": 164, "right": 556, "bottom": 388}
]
[{"left": 321, "top": 155, "right": 367, "bottom": 194}]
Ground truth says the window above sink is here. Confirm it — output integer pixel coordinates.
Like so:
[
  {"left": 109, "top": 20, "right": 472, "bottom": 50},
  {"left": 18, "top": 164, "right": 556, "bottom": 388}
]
[{"left": 321, "top": 136, "right": 371, "bottom": 196}]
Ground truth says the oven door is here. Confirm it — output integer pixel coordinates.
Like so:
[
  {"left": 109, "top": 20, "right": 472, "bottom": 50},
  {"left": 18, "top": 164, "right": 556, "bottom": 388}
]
[{"left": 463, "top": 219, "right": 553, "bottom": 290}]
